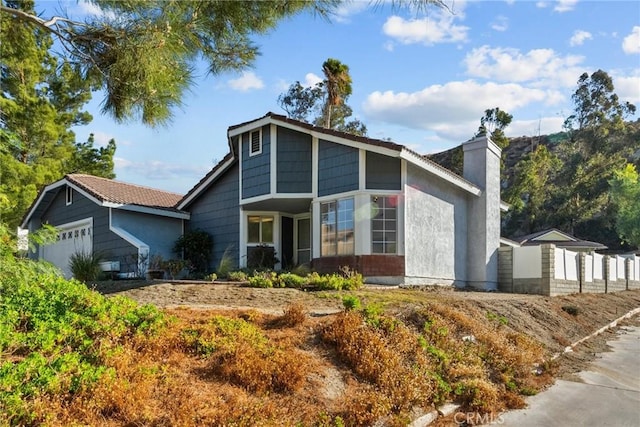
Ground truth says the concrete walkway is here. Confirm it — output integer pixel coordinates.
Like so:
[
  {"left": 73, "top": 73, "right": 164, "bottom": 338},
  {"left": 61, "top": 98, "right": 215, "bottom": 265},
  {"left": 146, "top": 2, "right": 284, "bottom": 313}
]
[{"left": 494, "top": 325, "right": 640, "bottom": 427}]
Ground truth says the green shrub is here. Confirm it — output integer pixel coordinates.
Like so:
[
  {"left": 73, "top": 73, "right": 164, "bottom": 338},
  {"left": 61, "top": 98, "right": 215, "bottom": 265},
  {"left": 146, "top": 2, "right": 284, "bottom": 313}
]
[
  {"left": 276, "top": 272, "right": 306, "bottom": 289},
  {"left": 342, "top": 295, "right": 361, "bottom": 311},
  {"left": 173, "top": 229, "right": 213, "bottom": 276},
  {"left": 204, "top": 272, "right": 217, "bottom": 282},
  {"left": 247, "top": 271, "right": 277, "bottom": 288},
  {"left": 227, "top": 271, "right": 248, "bottom": 282},
  {"left": 69, "top": 251, "right": 103, "bottom": 283}
]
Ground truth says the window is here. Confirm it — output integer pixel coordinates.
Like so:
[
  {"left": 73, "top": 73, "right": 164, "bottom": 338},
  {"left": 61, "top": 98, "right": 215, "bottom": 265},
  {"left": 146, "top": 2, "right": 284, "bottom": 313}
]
[
  {"left": 249, "top": 130, "right": 261, "bottom": 156},
  {"left": 321, "top": 198, "right": 354, "bottom": 256},
  {"left": 247, "top": 215, "right": 273, "bottom": 243},
  {"left": 66, "top": 186, "right": 73, "bottom": 205},
  {"left": 371, "top": 195, "right": 397, "bottom": 254}
]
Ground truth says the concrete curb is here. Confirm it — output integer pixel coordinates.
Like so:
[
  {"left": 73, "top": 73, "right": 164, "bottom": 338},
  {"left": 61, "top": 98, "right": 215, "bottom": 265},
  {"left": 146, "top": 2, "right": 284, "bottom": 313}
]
[{"left": 552, "top": 306, "right": 640, "bottom": 360}]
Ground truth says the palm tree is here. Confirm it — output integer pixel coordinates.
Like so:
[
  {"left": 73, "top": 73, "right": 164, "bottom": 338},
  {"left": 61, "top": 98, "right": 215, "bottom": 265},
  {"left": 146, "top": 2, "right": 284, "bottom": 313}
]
[{"left": 322, "top": 58, "right": 352, "bottom": 129}]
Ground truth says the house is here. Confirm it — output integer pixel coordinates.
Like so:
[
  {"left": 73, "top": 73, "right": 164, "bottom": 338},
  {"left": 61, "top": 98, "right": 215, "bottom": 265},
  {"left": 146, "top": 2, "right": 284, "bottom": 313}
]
[
  {"left": 178, "top": 112, "right": 502, "bottom": 289},
  {"left": 21, "top": 174, "right": 189, "bottom": 278},
  {"left": 511, "top": 228, "right": 607, "bottom": 252}
]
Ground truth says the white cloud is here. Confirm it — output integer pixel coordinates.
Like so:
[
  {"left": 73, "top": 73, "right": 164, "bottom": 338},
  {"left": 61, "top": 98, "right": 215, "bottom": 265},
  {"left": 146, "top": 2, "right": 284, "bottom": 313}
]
[
  {"left": 333, "top": 1, "right": 369, "bottom": 23},
  {"left": 383, "top": 41, "right": 395, "bottom": 52},
  {"left": 114, "top": 158, "right": 209, "bottom": 181},
  {"left": 506, "top": 116, "right": 566, "bottom": 139},
  {"left": 569, "top": 30, "right": 592, "bottom": 47},
  {"left": 554, "top": 0, "right": 578, "bottom": 13},
  {"left": 464, "top": 45, "right": 585, "bottom": 88},
  {"left": 304, "top": 73, "right": 323, "bottom": 87},
  {"left": 536, "top": 2, "right": 548, "bottom": 9},
  {"left": 75, "top": 0, "right": 116, "bottom": 19},
  {"left": 90, "top": 131, "right": 120, "bottom": 147},
  {"left": 228, "top": 71, "right": 264, "bottom": 92},
  {"left": 613, "top": 74, "right": 640, "bottom": 104},
  {"left": 363, "top": 80, "right": 561, "bottom": 141},
  {"left": 382, "top": 13, "right": 469, "bottom": 46},
  {"left": 491, "top": 16, "right": 509, "bottom": 32},
  {"left": 622, "top": 26, "right": 640, "bottom": 54}
]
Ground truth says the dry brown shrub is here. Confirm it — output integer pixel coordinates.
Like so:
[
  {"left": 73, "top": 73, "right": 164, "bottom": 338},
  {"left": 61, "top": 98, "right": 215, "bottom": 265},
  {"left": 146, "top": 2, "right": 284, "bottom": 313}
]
[
  {"left": 277, "top": 302, "right": 308, "bottom": 327},
  {"left": 322, "top": 311, "right": 437, "bottom": 420}
]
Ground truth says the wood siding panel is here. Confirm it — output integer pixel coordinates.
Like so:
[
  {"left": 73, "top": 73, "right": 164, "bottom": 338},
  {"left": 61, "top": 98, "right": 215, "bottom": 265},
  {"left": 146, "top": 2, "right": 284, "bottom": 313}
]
[
  {"left": 187, "top": 162, "right": 240, "bottom": 270},
  {"left": 318, "top": 140, "right": 358, "bottom": 197},
  {"left": 277, "top": 126, "right": 312, "bottom": 193},
  {"left": 366, "top": 151, "right": 401, "bottom": 190},
  {"left": 241, "top": 125, "right": 270, "bottom": 199}
]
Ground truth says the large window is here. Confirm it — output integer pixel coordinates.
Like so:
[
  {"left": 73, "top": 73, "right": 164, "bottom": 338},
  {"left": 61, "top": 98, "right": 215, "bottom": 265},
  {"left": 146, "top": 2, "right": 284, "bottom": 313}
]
[
  {"left": 247, "top": 215, "right": 273, "bottom": 243},
  {"left": 321, "top": 198, "right": 354, "bottom": 256},
  {"left": 371, "top": 195, "right": 397, "bottom": 254}
]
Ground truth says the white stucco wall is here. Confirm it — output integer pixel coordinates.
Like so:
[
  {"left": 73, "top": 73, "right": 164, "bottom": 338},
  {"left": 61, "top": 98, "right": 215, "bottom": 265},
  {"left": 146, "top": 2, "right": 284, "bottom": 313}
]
[
  {"left": 584, "top": 254, "right": 593, "bottom": 283},
  {"left": 593, "top": 253, "right": 604, "bottom": 280},
  {"left": 554, "top": 248, "right": 565, "bottom": 280},
  {"left": 513, "top": 246, "right": 542, "bottom": 279},
  {"left": 617, "top": 256, "right": 626, "bottom": 280},
  {"left": 404, "top": 163, "right": 468, "bottom": 284}
]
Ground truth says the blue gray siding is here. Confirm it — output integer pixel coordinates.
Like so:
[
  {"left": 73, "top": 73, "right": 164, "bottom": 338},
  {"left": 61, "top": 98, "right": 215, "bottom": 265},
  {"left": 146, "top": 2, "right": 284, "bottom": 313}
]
[
  {"left": 39, "top": 186, "right": 136, "bottom": 260},
  {"left": 318, "top": 140, "right": 359, "bottom": 197},
  {"left": 366, "top": 151, "right": 401, "bottom": 190},
  {"left": 111, "top": 210, "right": 183, "bottom": 260},
  {"left": 241, "top": 126, "right": 270, "bottom": 199},
  {"left": 186, "top": 162, "right": 240, "bottom": 271},
  {"left": 277, "top": 126, "right": 312, "bottom": 193}
]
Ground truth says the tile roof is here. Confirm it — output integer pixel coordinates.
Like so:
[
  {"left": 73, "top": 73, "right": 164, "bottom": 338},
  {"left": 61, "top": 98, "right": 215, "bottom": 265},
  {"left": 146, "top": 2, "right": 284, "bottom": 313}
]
[{"left": 66, "top": 174, "right": 183, "bottom": 210}]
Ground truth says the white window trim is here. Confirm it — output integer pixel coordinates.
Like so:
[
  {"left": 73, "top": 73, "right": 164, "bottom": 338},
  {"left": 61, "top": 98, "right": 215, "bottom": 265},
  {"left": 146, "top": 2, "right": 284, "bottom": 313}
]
[
  {"left": 249, "top": 129, "right": 262, "bottom": 157},
  {"left": 66, "top": 186, "right": 73, "bottom": 205}
]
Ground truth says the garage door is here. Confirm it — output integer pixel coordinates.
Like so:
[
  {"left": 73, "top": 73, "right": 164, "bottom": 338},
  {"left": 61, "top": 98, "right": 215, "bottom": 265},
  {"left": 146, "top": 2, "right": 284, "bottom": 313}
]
[{"left": 41, "top": 219, "right": 93, "bottom": 279}]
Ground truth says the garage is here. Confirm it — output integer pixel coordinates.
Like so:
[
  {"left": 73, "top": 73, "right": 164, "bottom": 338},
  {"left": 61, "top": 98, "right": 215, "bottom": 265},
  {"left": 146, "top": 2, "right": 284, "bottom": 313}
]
[{"left": 41, "top": 218, "right": 93, "bottom": 279}]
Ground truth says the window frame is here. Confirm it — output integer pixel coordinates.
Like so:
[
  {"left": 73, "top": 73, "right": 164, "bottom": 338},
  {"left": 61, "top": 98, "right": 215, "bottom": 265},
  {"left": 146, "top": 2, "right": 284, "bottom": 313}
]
[
  {"left": 247, "top": 214, "right": 274, "bottom": 244},
  {"left": 249, "top": 129, "right": 262, "bottom": 157},
  {"left": 370, "top": 195, "right": 398, "bottom": 254},
  {"left": 320, "top": 197, "right": 355, "bottom": 257}
]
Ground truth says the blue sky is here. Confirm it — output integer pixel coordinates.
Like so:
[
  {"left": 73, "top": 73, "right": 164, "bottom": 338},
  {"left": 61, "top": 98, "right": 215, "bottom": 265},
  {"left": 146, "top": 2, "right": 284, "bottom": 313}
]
[{"left": 41, "top": 1, "right": 640, "bottom": 194}]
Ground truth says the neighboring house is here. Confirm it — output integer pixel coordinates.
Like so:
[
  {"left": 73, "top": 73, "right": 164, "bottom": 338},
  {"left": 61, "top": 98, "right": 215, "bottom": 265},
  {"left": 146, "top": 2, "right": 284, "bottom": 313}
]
[
  {"left": 179, "top": 112, "right": 502, "bottom": 289},
  {"left": 511, "top": 228, "right": 607, "bottom": 252},
  {"left": 21, "top": 174, "right": 189, "bottom": 278}
]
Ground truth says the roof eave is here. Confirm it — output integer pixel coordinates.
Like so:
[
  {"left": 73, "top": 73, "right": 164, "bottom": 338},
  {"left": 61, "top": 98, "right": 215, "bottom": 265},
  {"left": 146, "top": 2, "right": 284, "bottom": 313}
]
[{"left": 400, "top": 149, "right": 482, "bottom": 196}]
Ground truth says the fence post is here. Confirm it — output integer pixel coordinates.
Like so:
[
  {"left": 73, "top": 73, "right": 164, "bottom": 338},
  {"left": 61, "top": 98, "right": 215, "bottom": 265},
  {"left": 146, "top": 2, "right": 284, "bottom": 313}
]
[
  {"left": 603, "top": 256, "right": 610, "bottom": 294},
  {"left": 626, "top": 258, "right": 631, "bottom": 291},
  {"left": 541, "top": 244, "right": 554, "bottom": 296},
  {"left": 579, "top": 252, "right": 586, "bottom": 293}
]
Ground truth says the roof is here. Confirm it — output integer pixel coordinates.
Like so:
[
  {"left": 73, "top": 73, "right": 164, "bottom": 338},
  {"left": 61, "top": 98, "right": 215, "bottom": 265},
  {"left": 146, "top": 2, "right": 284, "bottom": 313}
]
[
  {"left": 21, "top": 174, "right": 189, "bottom": 228},
  {"left": 181, "top": 112, "right": 481, "bottom": 206},
  {"left": 512, "top": 228, "right": 607, "bottom": 250},
  {"left": 66, "top": 174, "right": 183, "bottom": 208}
]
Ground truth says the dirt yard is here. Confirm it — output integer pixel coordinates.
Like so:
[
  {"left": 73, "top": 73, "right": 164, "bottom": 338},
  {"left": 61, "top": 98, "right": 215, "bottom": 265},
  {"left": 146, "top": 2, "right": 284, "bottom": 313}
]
[{"left": 93, "top": 280, "right": 640, "bottom": 381}]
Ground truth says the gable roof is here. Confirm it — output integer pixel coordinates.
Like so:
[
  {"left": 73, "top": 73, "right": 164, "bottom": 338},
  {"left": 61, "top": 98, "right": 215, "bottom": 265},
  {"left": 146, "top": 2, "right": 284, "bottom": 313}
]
[
  {"left": 21, "top": 174, "right": 189, "bottom": 228},
  {"left": 512, "top": 228, "right": 607, "bottom": 250},
  {"left": 180, "top": 112, "right": 481, "bottom": 207}
]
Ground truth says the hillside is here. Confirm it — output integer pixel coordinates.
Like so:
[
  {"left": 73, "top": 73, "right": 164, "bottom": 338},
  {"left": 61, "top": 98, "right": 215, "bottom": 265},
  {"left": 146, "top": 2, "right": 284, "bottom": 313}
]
[{"left": 4, "top": 278, "right": 638, "bottom": 427}]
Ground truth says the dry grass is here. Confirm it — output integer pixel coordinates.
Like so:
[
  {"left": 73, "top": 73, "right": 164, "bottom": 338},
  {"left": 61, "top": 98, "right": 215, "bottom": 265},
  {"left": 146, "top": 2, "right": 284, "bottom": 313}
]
[{"left": 8, "top": 293, "right": 589, "bottom": 426}]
